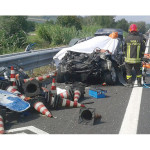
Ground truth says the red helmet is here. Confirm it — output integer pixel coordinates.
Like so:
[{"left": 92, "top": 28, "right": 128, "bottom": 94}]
[{"left": 129, "top": 24, "right": 138, "bottom": 32}]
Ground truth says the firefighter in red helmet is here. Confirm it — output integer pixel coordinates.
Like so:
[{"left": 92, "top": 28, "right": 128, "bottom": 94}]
[{"left": 123, "top": 24, "right": 146, "bottom": 88}]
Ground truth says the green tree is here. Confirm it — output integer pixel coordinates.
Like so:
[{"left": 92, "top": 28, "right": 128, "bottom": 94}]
[
  {"left": 45, "top": 20, "right": 55, "bottom": 25},
  {"left": 79, "top": 16, "right": 94, "bottom": 26},
  {"left": 116, "top": 19, "right": 129, "bottom": 32},
  {"left": 0, "top": 16, "right": 31, "bottom": 54},
  {"left": 56, "top": 16, "right": 82, "bottom": 30},
  {"left": 137, "top": 21, "right": 146, "bottom": 34},
  {"left": 91, "top": 16, "right": 116, "bottom": 27},
  {"left": 0, "top": 16, "right": 29, "bottom": 35},
  {"left": 36, "top": 24, "right": 52, "bottom": 44},
  {"left": 146, "top": 24, "right": 150, "bottom": 33},
  {"left": 26, "top": 21, "right": 35, "bottom": 32}
]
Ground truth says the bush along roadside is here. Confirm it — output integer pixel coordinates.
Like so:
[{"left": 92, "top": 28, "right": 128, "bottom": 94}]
[{"left": 36, "top": 24, "right": 78, "bottom": 46}]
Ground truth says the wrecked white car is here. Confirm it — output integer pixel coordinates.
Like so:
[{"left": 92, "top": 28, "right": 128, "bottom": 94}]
[{"left": 53, "top": 29, "right": 126, "bottom": 85}]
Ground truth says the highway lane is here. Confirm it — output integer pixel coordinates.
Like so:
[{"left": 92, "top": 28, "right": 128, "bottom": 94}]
[
  {"left": 137, "top": 34, "right": 150, "bottom": 134},
  {"left": 5, "top": 83, "right": 133, "bottom": 134},
  {"left": 137, "top": 74, "right": 150, "bottom": 134},
  {"left": 4, "top": 77, "right": 150, "bottom": 134},
  {"left": 59, "top": 84, "right": 131, "bottom": 134},
  {"left": 3, "top": 36, "right": 150, "bottom": 135},
  {"left": 137, "top": 87, "right": 150, "bottom": 134}
]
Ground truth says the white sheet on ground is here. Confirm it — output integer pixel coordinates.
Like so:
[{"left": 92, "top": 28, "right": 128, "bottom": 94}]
[{"left": 53, "top": 36, "right": 119, "bottom": 66}]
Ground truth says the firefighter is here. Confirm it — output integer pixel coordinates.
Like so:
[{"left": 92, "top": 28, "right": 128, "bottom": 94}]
[{"left": 123, "top": 24, "right": 146, "bottom": 88}]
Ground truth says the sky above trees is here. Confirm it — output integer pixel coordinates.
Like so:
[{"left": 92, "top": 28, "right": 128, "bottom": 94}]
[{"left": 115, "top": 16, "right": 150, "bottom": 24}]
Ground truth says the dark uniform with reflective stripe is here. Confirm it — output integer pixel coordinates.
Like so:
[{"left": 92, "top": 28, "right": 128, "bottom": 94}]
[{"left": 123, "top": 32, "right": 146, "bottom": 87}]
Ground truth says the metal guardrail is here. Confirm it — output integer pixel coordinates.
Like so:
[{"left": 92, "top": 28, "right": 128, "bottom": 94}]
[
  {"left": 2, "top": 34, "right": 149, "bottom": 72},
  {"left": 0, "top": 47, "right": 65, "bottom": 71}
]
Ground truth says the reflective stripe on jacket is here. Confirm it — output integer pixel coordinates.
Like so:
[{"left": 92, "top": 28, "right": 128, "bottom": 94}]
[{"left": 123, "top": 32, "right": 145, "bottom": 64}]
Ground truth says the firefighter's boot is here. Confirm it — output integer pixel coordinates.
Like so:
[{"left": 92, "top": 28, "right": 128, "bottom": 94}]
[
  {"left": 126, "top": 78, "right": 133, "bottom": 88},
  {"left": 137, "top": 77, "right": 142, "bottom": 87}
]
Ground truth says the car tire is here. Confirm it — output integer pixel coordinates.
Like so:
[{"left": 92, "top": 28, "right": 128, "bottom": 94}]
[{"left": 104, "top": 67, "right": 117, "bottom": 85}]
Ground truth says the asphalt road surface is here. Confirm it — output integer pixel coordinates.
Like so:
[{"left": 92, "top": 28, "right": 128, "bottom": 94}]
[
  {"left": 4, "top": 77, "right": 150, "bottom": 134},
  {"left": 3, "top": 34, "right": 150, "bottom": 135}
]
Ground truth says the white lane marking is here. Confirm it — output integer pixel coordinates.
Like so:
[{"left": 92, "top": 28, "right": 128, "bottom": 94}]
[
  {"left": 120, "top": 39, "right": 148, "bottom": 134},
  {"left": 145, "top": 39, "right": 150, "bottom": 54},
  {"left": 119, "top": 81, "right": 143, "bottom": 134},
  {"left": 5, "top": 126, "right": 49, "bottom": 134},
  {"left": 16, "top": 132, "right": 27, "bottom": 134}
]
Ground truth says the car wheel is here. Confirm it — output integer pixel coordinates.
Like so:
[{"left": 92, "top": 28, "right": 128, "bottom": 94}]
[{"left": 104, "top": 67, "right": 117, "bottom": 85}]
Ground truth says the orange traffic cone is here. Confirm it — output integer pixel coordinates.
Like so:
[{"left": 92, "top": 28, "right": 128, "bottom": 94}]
[
  {"left": 52, "top": 71, "right": 57, "bottom": 77},
  {"left": 23, "top": 72, "right": 57, "bottom": 83},
  {"left": 7, "top": 86, "right": 30, "bottom": 101},
  {"left": 102, "top": 82, "right": 106, "bottom": 86},
  {"left": 7, "top": 86, "right": 21, "bottom": 95},
  {"left": 74, "top": 90, "right": 81, "bottom": 102},
  {"left": 50, "top": 94, "right": 85, "bottom": 109},
  {"left": 61, "top": 98, "right": 85, "bottom": 108},
  {"left": 10, "top": 66, "right": 17, "bottom": 89},
  {"left": 59, "top": 91, "right": 69, "bottom": 99},
  {"left": 51, "top": 78, "right": 56, "bottom": 95},
  {"left": 33, "top": 102, "right": 52, "bottom": 118},
  {"left": 0, "top": 115, "right": 4, "bottom": 134},
  {"left": 50, "top": 96, "right": 85, "bottom": 108}
]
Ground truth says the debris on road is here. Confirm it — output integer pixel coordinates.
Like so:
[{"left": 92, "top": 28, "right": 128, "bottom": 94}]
[
  {"left": 0, "top": 65, "right": 89, "bottom": 133},
  {"left": 50, "top": 78, "right": 56, "bottom": 95},
  {"left": 10, "top": 66, "right": 17, "bottom": 89},
  {"left": 0, "top": 89, "right": 30, "bottom": 112},
  {"left": 0, "top": 115, "right": 4, "bottom": 134},
  {"left": 33, "top": 101, "right": 52, "bottom": 118},
  {"left": 142, "top": 54, "right": 150, "bottom": 88},
  {"left": 49, "top": 94, "right": 85, "bottom": 109},
  {"left": 78, "top": 107, "right": 102, "bottom": 125},
  {"left": 0, "top": 65, "right": 58, "bottom": 133}
]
